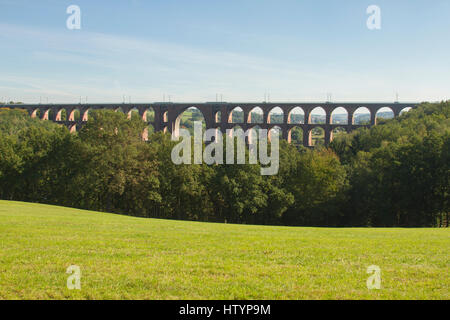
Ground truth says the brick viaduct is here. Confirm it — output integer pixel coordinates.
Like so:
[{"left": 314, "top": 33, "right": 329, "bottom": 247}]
[{"left": 3, "top": 102, "right": 417, "bottom": 147}]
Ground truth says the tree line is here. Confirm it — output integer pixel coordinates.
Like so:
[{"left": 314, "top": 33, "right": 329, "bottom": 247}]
[{"left": 0, "top": 101, "right": 448, "bottom": 227}]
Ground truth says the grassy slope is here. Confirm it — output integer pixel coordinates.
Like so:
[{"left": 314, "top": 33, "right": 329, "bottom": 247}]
[{"left": 0, "top": 200, "right": 448, "bottom": 300}]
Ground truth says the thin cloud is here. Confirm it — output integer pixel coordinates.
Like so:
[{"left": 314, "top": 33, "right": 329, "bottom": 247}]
[{"left": 0, "top": 23, "right": 447, "bottom": 103}]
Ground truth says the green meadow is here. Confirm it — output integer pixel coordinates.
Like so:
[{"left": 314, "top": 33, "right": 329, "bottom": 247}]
[{"left": 0, "top": 200, "right": 448, "bottom": 300}]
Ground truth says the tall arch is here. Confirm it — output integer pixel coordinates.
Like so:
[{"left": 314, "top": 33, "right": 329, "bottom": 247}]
[
  {"left": 48, "top": 109, "right": 57, "bottom": 121},
  {"left": 69, "top": 124, "right": 77, "bottom": 133},
  {"left": 376, "top": 107, "right": 394, "bottom": 124},
  {"left": 228, "top": 106, "right": 244, "bottom": 123},
  {"left": 288, "top": 126, "right": 303, "bottom": 145},
  {"left": 267, "top": 107, "right": 283, "bottom": 124},
  {"left": 127, "top": 107, "right": 140, "bottom": 120},
  {"left": 309, "top": 107, "right": 326, "bottom": 124},
  {"left": 81, "top": 109, "right": 90, "bottom": 121},
  {"left": 400, "top": 107, "right": 412, "bottom": 115},
  {"left": 41, "top": 109, "right": 51, "bottom": 120},
  {"left": 331, "top": 107, "right": 348, "bottom": 125},
  {"left": 288, "top": 107, "right": 305, "bottom": 124},
  {"left": 227, "top": 125, "right": 248, "bottom": 153},
  {"left": 330, "top": 127, "right": 347, "bottom": 142},
  {"left": 248, "top": 125, "right": 262, "bottom": 145},
  {"left": 56, "top": 109, "right": 67, "bottom": 121},
  {"left": 68, "top": 108, "right": 81, "bottom": 121},
  {"left": 248, "top": 107, "right": 264, "bottom": 124},
  {"left": 144, "top": 107, "right": 155, "bottom": 122},
  {"left": 115, "top": 107, "right": 125, "bottom": 114},
  {"left": 142, "top": 124, "right": 155, "bottom": 141},
  {"left": 31, "top": 109, "right": 41, "bottom": 119},
  {"left": 173, "top": 107, "right": 205, "bottom": 138},
  {"left": 227, "top": 125, "right": 247, "bottom": 164},
  {"left": 268, "top": 126, "right": 282, "bottom": 142},
  {"left": 308, "top": 126, "right": 325, "bottom": 146},
  {"left": 352, "top": 107, "right": 371, "bottom": 125},
  {"left": 215, "top": 111, "right": 221, "bottom": 123}
]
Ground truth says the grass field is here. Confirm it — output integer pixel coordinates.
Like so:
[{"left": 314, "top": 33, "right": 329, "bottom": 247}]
[{"left": 0, "top": 200, "right": 448, "bottom": 300}]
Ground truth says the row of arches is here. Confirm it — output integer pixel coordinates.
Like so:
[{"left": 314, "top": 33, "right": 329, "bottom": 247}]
[
  {"left": 20, "top": 103, "right": 415, "bottom": 147},
  {"left": 66, "top": 123, "right": 170, "bottom": 141},
  {"left": 221, "top": 106, "right": 412, "bottom": 125},
  {"left": 172, "top": 107, "right": 357, "bottom": 147},
  {"left": 29, "top": 105, "right": 413, "bottom": 126},
  {"left": 225, "top": 125, "right": 347, "bottom": 147},
  {"left": 31, "top": 107, "right": 162, "bottom": 123},
  {"left": 65, "top": 121, "right": 350, "bottom": 147},
  {"left": 287, "top": 126, "right": 347, "bottom": 146}
]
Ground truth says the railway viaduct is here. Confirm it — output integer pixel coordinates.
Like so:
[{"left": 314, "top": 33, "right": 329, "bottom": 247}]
[{"left": 2, "top": 102, "right": 417, "bottom": 147}]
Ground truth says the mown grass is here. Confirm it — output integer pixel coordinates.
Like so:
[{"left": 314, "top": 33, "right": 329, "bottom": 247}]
[{"left": 0, "top": 200, "right": 448, "bottom": 300}]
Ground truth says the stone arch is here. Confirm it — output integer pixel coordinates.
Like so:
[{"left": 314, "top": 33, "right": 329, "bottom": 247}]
[
  {"left": 228, "top": 124, "right": 243, "bottom": 135},
  {"left": 31, "top": 109, "right": 41, "bottom": 118},
  {"left": 400, "top": 107, "right": 412, "bottom": 115},
  {"left": 268, "top": 125, "right": 282, "bottom": 142},
  {"left": 56, "top": 108, "right": 67, "bottom": 121},
  {"left": 308, "top": 126, "right": 325, "bottom": 146},
  {"left": 227, "top": 125, "right": 247, "bottom": 164},
  {"left": 69, "top": 124, "right": 77, "bottom": 133},
  {"left": 142, "top": 124, "right": 155, "bottom": 141},
  {"left": 226, "top": 125, "right": 247, "bottom": 149},
  {"left": 144, "top": 107, "right": 155, "bottom": 122},
  {"left": 267, "top": 107, "right": 284, "bottom": 124},
  {"left": 288, "top": 126, "right": 303, "bottom": 145},
  {"left": 41, "top": 109, "right": 51, "bottom": 120},
  {"left": 288, "top": 107, "right": 305, "bottom": 124},
  {"left": 48, "top": 109, "right": 58, "bottom": 121},
  {"left": 68, "top": 108, "right": 81, "bottom": 121},
  {"left": 215, "top": 111, "right": 221, "bottom": 123},
  {"left": 248, "top": 107, "right": 264, "bottom": 124},
  {"left": 309, "top": 107, "right": 326, "bottom": 124},
  {"left": 331, "top": 107, "right": 348, "bottom": 125},
  {"left": 228, "top": 106, "right": 244, "bottom": 123},
  {"left": 330, "top": 126, "right": 347, "bottom": 142},
  {"left": 206, "top": 127, "right": 222, "bottom": 145},
  {"left": 247, "top": 125, "right": 263, "bottom": 145},
  {"left": 81, "top": 108, "right": 90, "bottom": 121},
  {"left": 115, "top": 107, "right": 125, "bottom": 114},
  {"left": 352, "top": 107, "right": 371, "bottom": 125},
  {"left": 163, "top": 111, "right": 169, "bottom": 123},
  {"left": 376, "top": 107, "right": 394, "bottom": 124},
  {"left": 173, "top": 107, "right": 206, "bottom": 138},
  {"left": 127, "top": 107, "right": 140, "bottom": 120}
]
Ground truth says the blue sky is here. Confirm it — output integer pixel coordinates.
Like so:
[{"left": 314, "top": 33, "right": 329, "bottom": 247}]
[{"left": 0, "top": 0, "right": 449, "bottom": 103}]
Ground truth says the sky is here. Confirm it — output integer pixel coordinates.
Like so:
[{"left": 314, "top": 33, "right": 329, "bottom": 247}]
[{"left": 0, "top": 0, "right": 449, "bottom": 104}]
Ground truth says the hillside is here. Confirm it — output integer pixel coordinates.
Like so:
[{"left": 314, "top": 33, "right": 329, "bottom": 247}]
[{"left": 0, "top": 201, "right": 448, "bottom": 299}]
